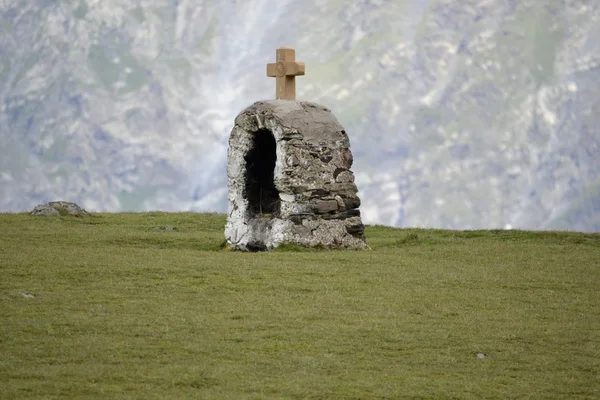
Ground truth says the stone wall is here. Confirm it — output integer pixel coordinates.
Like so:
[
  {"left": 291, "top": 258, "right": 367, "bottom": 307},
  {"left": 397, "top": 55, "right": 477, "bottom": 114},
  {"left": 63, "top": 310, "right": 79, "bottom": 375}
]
[{"left": 225, "top": 100, "right": 366, "bottom": 251}]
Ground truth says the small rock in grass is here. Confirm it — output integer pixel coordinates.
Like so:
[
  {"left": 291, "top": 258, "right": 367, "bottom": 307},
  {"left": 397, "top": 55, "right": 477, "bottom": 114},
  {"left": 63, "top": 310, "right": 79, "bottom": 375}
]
[
  {"left": 152, "top": 226, "right": 177, "bottom": 231},
  {"left": 30, "top": 201, "right": 89, "bottom": 217}
]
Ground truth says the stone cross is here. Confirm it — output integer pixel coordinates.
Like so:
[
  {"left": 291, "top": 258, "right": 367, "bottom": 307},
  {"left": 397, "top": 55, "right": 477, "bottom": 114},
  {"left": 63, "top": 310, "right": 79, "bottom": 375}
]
[{"left": 266, "top": 47, "right": 305, "bottom": 100}]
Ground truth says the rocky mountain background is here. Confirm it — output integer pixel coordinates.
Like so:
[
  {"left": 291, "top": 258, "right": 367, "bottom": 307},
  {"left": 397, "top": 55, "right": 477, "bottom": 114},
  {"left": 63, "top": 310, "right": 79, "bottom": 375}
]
[{"left": 1, "top": 0, "right": 599, "bottom": 231}]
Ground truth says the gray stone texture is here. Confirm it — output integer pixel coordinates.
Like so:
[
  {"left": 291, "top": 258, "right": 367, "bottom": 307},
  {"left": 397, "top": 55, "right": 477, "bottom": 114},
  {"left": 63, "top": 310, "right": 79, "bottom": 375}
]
[
  {"left": 225, "top": 100, "right": 366, "bottom": 251},
  {"left": 30, "top": 201, "right": 89, "bottom": 217}
]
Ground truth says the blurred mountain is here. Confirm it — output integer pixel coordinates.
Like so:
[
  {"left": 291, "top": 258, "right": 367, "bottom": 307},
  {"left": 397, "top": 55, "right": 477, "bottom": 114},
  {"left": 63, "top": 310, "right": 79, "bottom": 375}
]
[{"left": 1, "top": 0, "right": 599, "bottom": 231}]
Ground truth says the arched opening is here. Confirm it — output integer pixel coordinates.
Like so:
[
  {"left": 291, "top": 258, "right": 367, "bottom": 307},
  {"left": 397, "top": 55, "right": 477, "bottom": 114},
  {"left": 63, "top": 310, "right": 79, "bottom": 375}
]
[{"left": 244, "top": 129, "right": 280, "bottom": 217}]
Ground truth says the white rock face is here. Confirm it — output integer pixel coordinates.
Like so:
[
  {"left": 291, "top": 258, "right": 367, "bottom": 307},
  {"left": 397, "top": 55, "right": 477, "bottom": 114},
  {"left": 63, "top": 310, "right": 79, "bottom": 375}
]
[{"left": 225, "top": 100, "right": 366, "bottom": 251}]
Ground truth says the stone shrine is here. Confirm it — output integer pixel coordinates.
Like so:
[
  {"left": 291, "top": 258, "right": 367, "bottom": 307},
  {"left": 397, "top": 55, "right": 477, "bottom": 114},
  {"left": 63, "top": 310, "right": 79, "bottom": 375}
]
[{"left": 224, "top": 48, "right": 365, "bottom": 251}]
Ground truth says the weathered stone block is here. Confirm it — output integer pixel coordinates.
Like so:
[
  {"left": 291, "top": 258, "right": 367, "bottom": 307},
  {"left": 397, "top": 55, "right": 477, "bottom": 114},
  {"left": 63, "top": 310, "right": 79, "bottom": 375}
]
[
  {"left": 225, "top": 100, "right": 366, "bottom": 251},
  {"left": 310, "top": 199, "right": 339, "bottom": 214}
]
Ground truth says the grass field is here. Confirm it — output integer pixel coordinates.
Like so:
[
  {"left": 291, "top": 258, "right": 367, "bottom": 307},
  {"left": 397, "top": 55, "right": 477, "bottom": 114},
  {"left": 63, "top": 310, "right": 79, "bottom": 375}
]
[{"left": 1, "top": 212, "right": 599, "bottom": 399}]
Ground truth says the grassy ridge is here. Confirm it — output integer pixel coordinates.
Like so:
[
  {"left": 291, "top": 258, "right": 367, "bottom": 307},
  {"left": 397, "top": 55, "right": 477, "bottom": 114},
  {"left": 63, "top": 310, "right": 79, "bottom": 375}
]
[{"left": 1, "top": 212, "right": 599, "bottom": 399}]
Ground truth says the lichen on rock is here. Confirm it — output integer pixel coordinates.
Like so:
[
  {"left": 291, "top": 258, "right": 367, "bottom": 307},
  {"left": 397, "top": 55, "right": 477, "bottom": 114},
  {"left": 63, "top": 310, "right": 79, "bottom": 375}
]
[{"left": 225, "top": 100, "right": 366, "bottom": 251}]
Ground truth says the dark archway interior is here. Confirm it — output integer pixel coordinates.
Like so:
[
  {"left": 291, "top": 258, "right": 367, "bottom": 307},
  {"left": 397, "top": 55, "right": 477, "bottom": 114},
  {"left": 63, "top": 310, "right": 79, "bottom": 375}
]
[{"left": 244, "top": 129, "right": 280, "bottom": 217}]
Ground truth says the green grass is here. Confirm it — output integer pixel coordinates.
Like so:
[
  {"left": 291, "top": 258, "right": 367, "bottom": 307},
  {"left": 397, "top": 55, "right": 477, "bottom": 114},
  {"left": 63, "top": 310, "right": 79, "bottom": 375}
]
[{"left": 1, "top": 212, "right": 599, "bottom": 399}]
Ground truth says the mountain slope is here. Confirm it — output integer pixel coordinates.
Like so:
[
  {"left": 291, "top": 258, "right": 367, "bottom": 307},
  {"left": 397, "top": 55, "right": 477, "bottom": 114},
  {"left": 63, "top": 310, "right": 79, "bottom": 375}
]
[{"left": 1, "top": 0, "right": 599, "bottom": 231}]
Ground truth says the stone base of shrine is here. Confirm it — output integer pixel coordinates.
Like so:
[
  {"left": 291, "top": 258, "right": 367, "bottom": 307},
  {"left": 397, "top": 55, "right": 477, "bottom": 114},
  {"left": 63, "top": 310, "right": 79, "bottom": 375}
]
[{"left": 225, "top": 215, "right": 366, "bottom": 251}]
